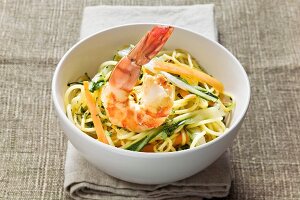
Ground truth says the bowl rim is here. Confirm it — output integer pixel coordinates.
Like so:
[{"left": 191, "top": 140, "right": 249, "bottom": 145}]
[{"left": 52, "top": 23, "right": 251, "bottom": 158}]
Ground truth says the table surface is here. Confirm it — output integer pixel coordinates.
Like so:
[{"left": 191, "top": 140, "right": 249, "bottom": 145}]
[{"left": 1, "top": 0, "right": 299, "bottom": 199}]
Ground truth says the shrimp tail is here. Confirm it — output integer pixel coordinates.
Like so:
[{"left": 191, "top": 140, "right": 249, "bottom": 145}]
[
  {"left": 129, "top": 26, "right": 174, "bottom": 65},
  {"left": 109, "top": 26, "right": 174, "bottom": 91}
]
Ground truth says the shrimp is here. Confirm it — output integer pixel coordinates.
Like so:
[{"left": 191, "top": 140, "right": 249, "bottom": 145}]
[{"left": 101, "top": 26, "right": 174, "bottom": 132}]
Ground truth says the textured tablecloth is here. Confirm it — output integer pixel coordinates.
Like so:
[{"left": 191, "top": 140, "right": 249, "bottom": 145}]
[{"left": 0, "top": 0, "right": 299, "bottom": 199}]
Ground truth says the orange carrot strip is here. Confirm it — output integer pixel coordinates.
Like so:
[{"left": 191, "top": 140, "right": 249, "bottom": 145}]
[
  {"left": 208, "top": 101, "right": 215, "bottom": 106},
  {"left": 83, "top": 81, "right": 109, "bottom": 144},
  {"left": 173, "top": 132, "right": 190, "bottom": 146},
  {"left": 141, "top": 143, "right": 155, "bottom": 152},
  {"left": 179, "top": 88, "right": 189, "bottom": 97},
  {"left": 154, "top": 61, "right": 224, "bottom": 92}
]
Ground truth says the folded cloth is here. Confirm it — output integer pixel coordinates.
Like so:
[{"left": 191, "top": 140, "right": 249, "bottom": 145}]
[
  {"left": 65, "top": 143, "right": 231, "bottom": 200},
  {"left": 64, "top": 4, "right": 232, "bottom": 200},
  {"left": 80, "top": 5, "right": 217, "bottom": 41}
]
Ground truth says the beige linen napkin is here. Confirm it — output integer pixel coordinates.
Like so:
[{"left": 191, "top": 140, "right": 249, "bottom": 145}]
[{"left": 64, "top": 5, "right": 232, "bottom": 200}]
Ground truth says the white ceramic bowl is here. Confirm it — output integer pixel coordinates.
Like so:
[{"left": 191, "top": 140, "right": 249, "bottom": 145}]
[{"left": 52, "top": 24, "right": 250, "bottom": 184}]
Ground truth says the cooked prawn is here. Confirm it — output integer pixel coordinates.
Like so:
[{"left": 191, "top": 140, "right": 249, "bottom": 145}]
[{"left": 101, "top": 26, "right": 174, "bottom": 132}]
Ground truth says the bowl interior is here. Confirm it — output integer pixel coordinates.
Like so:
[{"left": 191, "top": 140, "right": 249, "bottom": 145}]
[{"left": 53, "top": 24, "right": 250, "bottom": 150}]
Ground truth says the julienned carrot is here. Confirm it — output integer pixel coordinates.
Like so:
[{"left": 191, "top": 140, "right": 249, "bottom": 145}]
[
  {"left": 141, "top": 143, "right": 155, "bottom": 152},
  {"left": 178, "top": 88, "right": 189, "bottom": 97},
  {"left": 173, "top": 132, "right": 189, "bottom": 146},
  {"left": 154, "top": 61, "right": 224, "bottom": 92},
  {"left": 83, "top": 81, "right": 109, "bottom": 144}
]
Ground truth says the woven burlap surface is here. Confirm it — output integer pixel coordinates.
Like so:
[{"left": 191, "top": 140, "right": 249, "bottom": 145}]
[{"left": 0, "top": 0, "right": 299, "bottom": 199}]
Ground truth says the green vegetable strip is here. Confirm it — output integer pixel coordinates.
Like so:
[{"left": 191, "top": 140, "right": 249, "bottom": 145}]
[
  {"left": 125, "top": 128, "right": 162, "bottom": 151},
  {"left": 161, "top": 72, "right": 218, "bottom": 102},
  {"left": 125, "top": 112, "right": 198, "bottom": 152}
]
